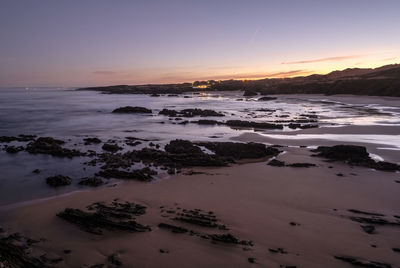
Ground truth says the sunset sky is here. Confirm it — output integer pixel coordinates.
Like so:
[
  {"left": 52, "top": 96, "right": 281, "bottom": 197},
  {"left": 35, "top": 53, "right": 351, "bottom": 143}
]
[{"left": 0, "top": 0, "right": 399, "bottom": 87}]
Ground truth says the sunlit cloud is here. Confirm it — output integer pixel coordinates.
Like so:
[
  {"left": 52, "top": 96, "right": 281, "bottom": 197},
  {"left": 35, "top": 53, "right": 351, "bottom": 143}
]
[{"left": 282, "top": 55, "right": 366, "bottom": 64}]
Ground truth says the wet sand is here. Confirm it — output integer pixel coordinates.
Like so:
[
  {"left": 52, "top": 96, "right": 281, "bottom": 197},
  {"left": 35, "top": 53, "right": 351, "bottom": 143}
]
[{"left": 1, "top": 144, "right": 400, "bottom": 268}]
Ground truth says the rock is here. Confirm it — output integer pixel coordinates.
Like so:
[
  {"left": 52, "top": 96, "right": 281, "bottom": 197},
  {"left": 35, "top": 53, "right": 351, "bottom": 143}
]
[
  {"left": 112, "top": 106, "right": 152, "bottom": 113},
  {"left": 84, "top": 137, "right": 102, "bottom": 145},
  {"left": 32, "top": 169, "right": 41, "bottom": 174},
  {"left": 393, "top": 248, "right": 400, "bottom": 253},
  {"left": 108, "top": 253, "right": 122, "bottom": 266},
  {"left": 159, "top": 108, "right": 224, "bottom": 117},
  {"left": 0, "top": 134, "right": 36, "bottom": 143},
  {"left": 286, "top": 163, "right": 316, "bottom": 168},
  {"left": 193, "top": 119, "right": 221, "bottom": 125},
  {"left": 150, "top": 93, "right": 160, "bottom": 97},
  {"left": 57, "top": 202, "right": 151, "bottom": 235},
  {"left": 312, "top": 145, "right": 400, "bottom": 171},
  {"left": 226, "top": 120, "right": 283, "bottom": 129},
  {"left": 258, "top": 96, "right": 277, "bottom": 101},
  {"left": 26, "top": 137, "right": 83, "bottom": 158},
  {"left": 159, "top": 109, "right": 178, "bottom": 116},
  {"left": 78, "top": 177, "right": 104, "bottom": 187},
  {"left": 196, "top": 141, "right": 280, "bottom": 160},
  {"left": 46, "top": 175, "right": 72, "bottom": 187},
  {"left": 173, "top": 208, "right": 227, "bottom": 229},
  {"left": 102, "top": 143, "right": 122, "bottom": 152},
  {"left": 5, "top": 146, "right": 24, "bottom": 154},
  {"left": 348, "top": 209, "right": 384, "bottom": 217},
  {"left": 165, "top": 139, "right": 203, "bottom": 155},
  {"left": 126, "top": 141, "right": 141, "bottom": 147},
  {"left": 243, "top": 90, "right": 258, "bottom": 96},
  {"left": 360, "top": 225, "right": 375, "bottom": 234},
  {"left": 334, "top": 255, "right": 393, "bottom": 268},
  {"left": 248, "top": 257, "right": 255, "bottom": 263},
  {"left": 159, "top": 249, "right": 169, "bottom": 253},
  {"left": 96, "top": 167, "right": 155, "bottom": 182},
  {"left": 268, "top": 159, "right": 285, "bottom": 166},
  {"left": 0, "top": 232, "right": 51, "bottom": 268},
  {"left": 158, "top": 223, "right": 188, "bottom": 233}
]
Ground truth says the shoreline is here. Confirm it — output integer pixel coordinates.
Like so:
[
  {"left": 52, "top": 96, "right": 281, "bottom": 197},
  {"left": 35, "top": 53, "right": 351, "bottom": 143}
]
[{"left": 1, "top": 137, "right": 400, "bottom": 268}]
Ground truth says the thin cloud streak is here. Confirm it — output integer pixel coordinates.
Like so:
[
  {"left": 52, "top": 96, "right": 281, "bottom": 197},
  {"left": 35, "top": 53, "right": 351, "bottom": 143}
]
[{"left": 282, "top": 55, "right": 365, "bottom": 64}]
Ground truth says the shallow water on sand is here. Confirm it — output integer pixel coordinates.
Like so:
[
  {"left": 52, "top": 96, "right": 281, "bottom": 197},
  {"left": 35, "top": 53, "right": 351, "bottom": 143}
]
[{"left": 0, "top": 88, "right": 399, "bottom": 205}]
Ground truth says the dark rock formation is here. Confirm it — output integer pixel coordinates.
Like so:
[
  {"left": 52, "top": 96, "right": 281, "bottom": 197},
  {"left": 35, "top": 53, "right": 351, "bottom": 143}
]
[
  {"left": 96, "top": 167, "right": 155, "bottom": 182},
  {"left": 0, "top": 134, "right": 36, "bottom": 143},
  {"left": 112, "top": 106, "right": 152, "bottom": 114},
  {"left": 102, "top": 143, "right": 122, "bottom": 152},
  {"left": 334, "top": 255, "right": 393, "bottom": 268},
  {"left": 158, "top": 223, "right": 188, "bottom": 233},
  {"left": 193, "top": 119, "right": 221, "bottom": 125},
  {"left": 243, "top": 90, "right": 258, "bottom": 96},
  {"left": 159, "top": 108, "right": 224, "bottom": 117},
  {"left": 258, "top": 96, "right": 277, "bottom": 101},
  {"left": 360, "top": 225, "right": 375, "bottom": 234},
  {"left": 173, "top": 208, "right": 228, "bottom": 230},
  {"left": 46, "top": 175, "right": 72, "bottom": 187},
  {"left": 286, "top": 163, "right": 316, "bottom": 168},
  {"left": 57, "top": 201, "right": 150, "bottom": 235},
  {"left": 165, "top": 139, "right": 203, "bottom": 155},
  {"left": 84, "top": 137, "right": 102, "bottom": 145},
  {"left": 268, "top": 159, "right": 285, "bottom": 167},
  {"left": 312, "top": 145, "right": 400, "bottom": 171},
  {"left": 0, "top": 232, "right": 51, "bottom": 268},
  {"left": 78, "top": 177, "right": 104, "bottom": 187},
  {"left": 26, "top": 137, "right": 83, "bottom": 158},
  {"left": 226, "top": 120, "right": 283, "bottom": 129},
  {"left": 196, "top": 141, "right": 280, "bottom": 160},
  {"left": 4, "top": 146, "right": 24, "bottom": 154}
]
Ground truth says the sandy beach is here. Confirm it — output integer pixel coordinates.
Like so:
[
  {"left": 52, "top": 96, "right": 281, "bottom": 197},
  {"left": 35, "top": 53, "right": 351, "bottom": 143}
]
[{"left": 2, "top": 136, "right": 400, "bottom": 267}]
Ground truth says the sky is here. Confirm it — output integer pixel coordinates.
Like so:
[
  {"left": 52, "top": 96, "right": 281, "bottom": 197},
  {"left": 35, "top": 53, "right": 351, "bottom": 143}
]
[{"left": 0, "top": 0, "right": 399, "bottom": 87}]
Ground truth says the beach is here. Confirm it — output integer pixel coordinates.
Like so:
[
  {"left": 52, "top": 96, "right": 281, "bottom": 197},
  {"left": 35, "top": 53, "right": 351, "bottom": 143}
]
[{"left": 1, "top": 91, "right": 400, "bottom": 268}]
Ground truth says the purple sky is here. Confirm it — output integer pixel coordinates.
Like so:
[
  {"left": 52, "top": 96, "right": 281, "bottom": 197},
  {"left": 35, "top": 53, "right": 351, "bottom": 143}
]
[{"left": 0, "top": 0, "right": 399, "bottom": 87}]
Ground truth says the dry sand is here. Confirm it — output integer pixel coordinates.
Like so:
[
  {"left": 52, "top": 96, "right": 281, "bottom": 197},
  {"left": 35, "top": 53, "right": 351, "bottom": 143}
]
[{"left": 1, "top": 144, "right": 400, "bottom": 268}]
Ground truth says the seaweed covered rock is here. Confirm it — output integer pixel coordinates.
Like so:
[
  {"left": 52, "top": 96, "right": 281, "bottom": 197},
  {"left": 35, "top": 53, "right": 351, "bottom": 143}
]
[{"left": 112, "top": 106, "right": 152, "bottom": 114}]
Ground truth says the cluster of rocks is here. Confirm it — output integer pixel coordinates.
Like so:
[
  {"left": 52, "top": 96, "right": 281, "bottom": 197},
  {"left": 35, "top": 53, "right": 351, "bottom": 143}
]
[
  {"left": 172, "top": 208, "right": 228, "bottom": 230},
  {"left": 312, "top": 145, "right": 400, "bottom": 171},
  {"left": 26, "top": 137, "right": 84, "bottom": 158},
  {"left": 158, "top": 206, "right": 252, "bottom": 247},
  {"left": 0, "top": 231, "right": 52, "bottom": 268},
  {"left": 0, "top": 134, "right": 36, "bottom": 143},
  {"left": 87, "top": 140, "right": 280, "bottom": 182},
  {"left": 159, "top": 108, "right": 224, "bottom": 117},
  {"left": 57, "top": 201, "right": 151, "bottom": 235}
]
